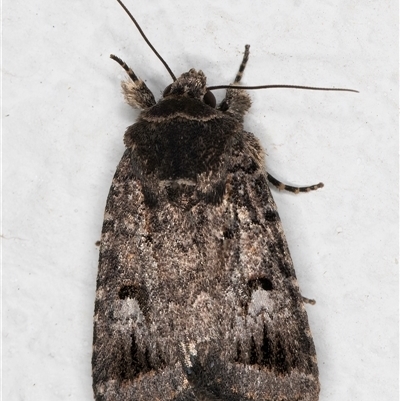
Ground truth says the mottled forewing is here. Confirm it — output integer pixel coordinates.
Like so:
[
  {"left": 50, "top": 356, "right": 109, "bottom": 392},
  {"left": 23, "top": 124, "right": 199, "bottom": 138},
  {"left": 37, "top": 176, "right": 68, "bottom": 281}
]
[{"left": 92, "top": 129, "right": 319, "bottom": 400}]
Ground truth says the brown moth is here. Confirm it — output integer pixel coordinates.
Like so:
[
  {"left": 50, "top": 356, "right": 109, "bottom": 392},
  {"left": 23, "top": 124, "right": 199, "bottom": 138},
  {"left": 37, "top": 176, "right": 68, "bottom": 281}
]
[{"left": 92, "top": 1, "right": 357, "bottom": 400}]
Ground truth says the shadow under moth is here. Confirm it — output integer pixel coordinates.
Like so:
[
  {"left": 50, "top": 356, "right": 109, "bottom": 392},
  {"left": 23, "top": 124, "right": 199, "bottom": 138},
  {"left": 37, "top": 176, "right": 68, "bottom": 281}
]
[{"left": 92, "top": 1, "right": 357, "bottom": 400}]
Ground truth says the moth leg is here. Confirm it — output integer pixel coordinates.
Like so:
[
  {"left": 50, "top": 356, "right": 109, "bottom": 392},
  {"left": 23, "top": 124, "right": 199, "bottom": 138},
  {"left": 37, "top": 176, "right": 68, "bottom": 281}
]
[
  {"left": 302, "top": 296, "right": 316, "bottom": 305},
  {"left": 267, "top": 173, "right": 324, "bottom": 193},
  {"left": 110, "top": 54, "right": 156, "bottom": 109},
  {"left": 233, "top": 44, "right": 250, "bottom": 84},
  {"left": 218, "top": 45, "right": 251, "bottom": 122}
]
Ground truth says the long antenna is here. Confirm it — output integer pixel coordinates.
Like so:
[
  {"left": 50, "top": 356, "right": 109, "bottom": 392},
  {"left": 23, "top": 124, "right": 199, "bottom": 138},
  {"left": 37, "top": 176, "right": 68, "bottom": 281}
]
[
  {"left": 115, "top": 0, "right": 176, "bottom": 81},
  {"left": 207, "top": 84, "right": 359, "bottom": 93}
]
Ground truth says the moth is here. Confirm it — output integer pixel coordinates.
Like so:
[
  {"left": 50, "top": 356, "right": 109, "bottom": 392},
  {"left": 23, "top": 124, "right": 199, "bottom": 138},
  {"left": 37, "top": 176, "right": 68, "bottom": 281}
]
[{"left": 92, "top": 1, "right": 357, "bottom": 400}]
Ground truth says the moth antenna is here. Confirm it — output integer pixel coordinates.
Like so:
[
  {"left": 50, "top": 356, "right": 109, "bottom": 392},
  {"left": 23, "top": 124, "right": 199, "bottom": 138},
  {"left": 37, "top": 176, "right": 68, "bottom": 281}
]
[
  {"left": 115, "top": 0, "right": 176, "bottom": 81},
  {"left": 208, "top": 83, "right": 359, "bottom": 93}
]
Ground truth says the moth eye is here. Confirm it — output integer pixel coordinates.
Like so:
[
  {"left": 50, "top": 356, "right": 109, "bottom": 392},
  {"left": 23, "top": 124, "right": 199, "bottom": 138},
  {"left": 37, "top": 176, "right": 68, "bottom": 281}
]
[
  {"left": 203, "top": 90, "right": 216, "bottom": 108},
  {"left": 163, "top": 84, "right": 172, "bottom": 97}
]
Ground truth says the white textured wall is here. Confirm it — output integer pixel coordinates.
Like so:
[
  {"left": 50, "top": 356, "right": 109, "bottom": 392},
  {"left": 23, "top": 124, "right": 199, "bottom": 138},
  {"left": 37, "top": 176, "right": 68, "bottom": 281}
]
[{"left": 3, "top": 0, "right": 398, "bottom": 400}]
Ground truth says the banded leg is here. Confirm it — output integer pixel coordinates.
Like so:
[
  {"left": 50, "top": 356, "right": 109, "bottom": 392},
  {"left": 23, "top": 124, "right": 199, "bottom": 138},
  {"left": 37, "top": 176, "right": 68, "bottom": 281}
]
[
  {"left": 218, "top": 45, "right": 252, "bottom": 121},
  {"left": 233, "top": 44, "right": 250, "bottom": 84},
  {"left": 267, "top": 173, "right": 324, "bottom": 193},
  {"left": 110, "top": 54, "right": 139, "bottom": 82},
  {"left": 110, "top": 54, "right": 156, "bottom": 109}
]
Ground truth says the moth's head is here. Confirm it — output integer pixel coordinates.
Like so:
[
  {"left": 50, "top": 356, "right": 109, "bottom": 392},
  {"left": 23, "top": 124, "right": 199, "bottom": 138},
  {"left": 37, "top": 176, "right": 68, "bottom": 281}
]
[{"left": 162, "top": 69, "right": 216, "bottom": 108}]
